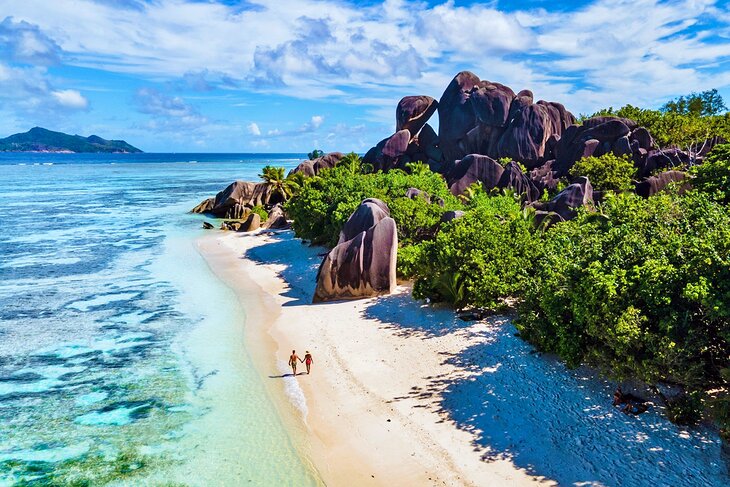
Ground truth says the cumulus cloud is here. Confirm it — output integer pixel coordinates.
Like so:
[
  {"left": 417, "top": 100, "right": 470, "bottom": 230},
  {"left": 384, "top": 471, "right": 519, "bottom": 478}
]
[
  {"left": 1, "top": 0, "right": 729, "bottom": 117},
  {"left": 309, "top": 115, "right": 323, "bottom": 129},
  {"left": 247, "top": 122, "right": 261, "bottom": 136},
  {"left": 0, "top": 16, "right": 61, "bottom": 65},
  {"left": 51, "top": 89, "right": 88, "bottom": 109},
  {"left": 135, "top": 87, "right": 208, "bottom": 130},
  {"left": 260, "top": 114, "right": 325, "bottom": 140}
]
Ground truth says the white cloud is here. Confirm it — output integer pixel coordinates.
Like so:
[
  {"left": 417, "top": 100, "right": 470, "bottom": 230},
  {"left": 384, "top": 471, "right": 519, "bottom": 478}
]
[
  {"left": 135, "top": 87, "right": 208, "bottom": 130},
  {"left": 310, "top": 115, "right": 323, "bottom": 129},
  {"left": 51, "top": 89, "right": 88, "bottom": 109},
  {"left": 0, "top": 0, "right": 728, "bottom": 120},
  {"left": 261, "top": 114, "right": 325, "bottom": 139},
  {"left": 247, "top": 122, "right": 261, "bottom": 136},
  {"left": 0, "top": 16, "right": 61, "bottom": 65}
]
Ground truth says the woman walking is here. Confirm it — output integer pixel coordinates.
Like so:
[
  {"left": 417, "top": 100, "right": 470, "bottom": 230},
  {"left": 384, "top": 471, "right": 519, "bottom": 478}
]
[{"left": 304, "top": 351, "right": 313, "bottom": 374}]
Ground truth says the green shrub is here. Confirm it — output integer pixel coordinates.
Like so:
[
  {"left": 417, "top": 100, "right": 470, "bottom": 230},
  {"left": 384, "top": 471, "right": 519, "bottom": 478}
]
[
  {"left": 569, "top": 153, "right": 636, "bottom": 193},
  {"left": 691, "top": 143, "right": 730, "bottom": 204},
  {"left": 665, "top": 393, "right": 704, "bottom": 425},
  {"left": 517, "top": 191, "right": 730, "bottom": 391},
  {"left": 410, "top": 194, "right": 539, "bottom": 310},
  {"left": 587, "top": 102, "right": 730, "bottom": 155},
  {"left": 285, "top": 161, "right": 461, "bottom": 249},
  {"left": 250, "top": 205, "right": 268, "bottom": 221}
]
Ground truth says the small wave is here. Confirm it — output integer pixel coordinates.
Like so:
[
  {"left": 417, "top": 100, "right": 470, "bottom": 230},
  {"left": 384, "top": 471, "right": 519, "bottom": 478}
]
[
  {"left": 278, "top": 360, "right": 309, "bottom": 421},
  {"left": 188, "top": 160, "right": 198, "bottom": 164},
  {"left": 43, "top": 163, "right": 54, "bottom": 166}
]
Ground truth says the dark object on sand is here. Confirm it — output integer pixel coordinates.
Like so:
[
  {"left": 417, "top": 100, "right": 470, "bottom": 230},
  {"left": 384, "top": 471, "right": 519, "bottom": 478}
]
[{"left": 613, "top": 386, "right": 649, "bottom": 415}]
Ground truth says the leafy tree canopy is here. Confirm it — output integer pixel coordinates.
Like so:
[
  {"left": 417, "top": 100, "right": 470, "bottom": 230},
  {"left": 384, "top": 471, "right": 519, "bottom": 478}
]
[{"left": 662, "top": 89, "right": 728, "bottom": 117}]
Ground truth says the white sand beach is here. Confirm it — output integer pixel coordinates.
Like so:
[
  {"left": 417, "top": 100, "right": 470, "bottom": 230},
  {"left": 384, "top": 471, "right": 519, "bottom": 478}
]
[{"left": 197, "top": 230, "right": 728, "bottom": 487}]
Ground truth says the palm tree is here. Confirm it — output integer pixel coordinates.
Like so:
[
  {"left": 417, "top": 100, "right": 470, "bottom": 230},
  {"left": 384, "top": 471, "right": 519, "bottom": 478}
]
[
  {"left": 435, "top": 271, "right": 467, "bottom": 310},
  {"left": 259, "top": 166, "right": 295, "bottom": 201}
]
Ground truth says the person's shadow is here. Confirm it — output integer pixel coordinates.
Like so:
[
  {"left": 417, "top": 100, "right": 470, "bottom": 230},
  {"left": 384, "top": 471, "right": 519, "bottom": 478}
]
[{"left": 268, "top": 372, "right": 308, "bottom": 378}]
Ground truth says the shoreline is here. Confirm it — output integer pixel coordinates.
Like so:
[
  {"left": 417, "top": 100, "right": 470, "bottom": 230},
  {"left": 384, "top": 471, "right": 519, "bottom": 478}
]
[
  {"left": 196, "top": 229, "right": 729, "bottom": 486},
  {"left": 196, "top": 230, "right": 543, "bottom": 486}
]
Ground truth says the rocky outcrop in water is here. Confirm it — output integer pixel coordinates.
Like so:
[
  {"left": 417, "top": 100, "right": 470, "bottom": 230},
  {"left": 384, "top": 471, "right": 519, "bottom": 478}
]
[
  {"left": 191, "top": 181, "right": 276, "bottom": 219},
  {"left": 313, "top": 199, "right": 398, "bottom": 303}
]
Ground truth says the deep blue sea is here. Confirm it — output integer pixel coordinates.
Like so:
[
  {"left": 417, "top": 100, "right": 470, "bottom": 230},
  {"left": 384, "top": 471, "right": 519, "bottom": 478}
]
[{"left": 0, "top": 153, "right": 319, "bottom": 485}]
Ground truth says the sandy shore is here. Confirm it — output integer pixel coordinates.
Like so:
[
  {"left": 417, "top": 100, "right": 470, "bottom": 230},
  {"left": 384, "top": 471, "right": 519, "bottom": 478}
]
[{"left": 197, "top": 230, "right": 728, "bottom": 487}]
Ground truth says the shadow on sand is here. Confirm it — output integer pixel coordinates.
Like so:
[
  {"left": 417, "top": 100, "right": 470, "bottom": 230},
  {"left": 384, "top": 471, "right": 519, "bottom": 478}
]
[
  {"left": 241, "top": 231, "right": 321, "bottom": 306},
  {"left": 380, "top": 315, "right": 729, "bottom": 485},
  {"left": 268, "top": 372, "right": 308, "bottom": 378},
  {"left": 240, "top": 230, "right": 729, "bottom": 485}
]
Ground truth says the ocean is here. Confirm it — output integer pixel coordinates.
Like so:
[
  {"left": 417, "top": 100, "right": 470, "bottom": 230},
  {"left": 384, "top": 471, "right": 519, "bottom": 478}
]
[{"left": 0, "top": 153, "right": 320, "bottom": 485}]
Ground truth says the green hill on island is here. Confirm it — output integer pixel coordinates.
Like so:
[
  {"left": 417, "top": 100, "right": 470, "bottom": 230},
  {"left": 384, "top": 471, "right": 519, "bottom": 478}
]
[{"left": 0, "top": 127, "right": 142, "bottom": 153}]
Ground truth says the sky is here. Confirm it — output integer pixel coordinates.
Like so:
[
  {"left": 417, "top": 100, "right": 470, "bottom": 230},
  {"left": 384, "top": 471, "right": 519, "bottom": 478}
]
[{"left": 0, "top": 0, "right": 729, "bottom": 153}]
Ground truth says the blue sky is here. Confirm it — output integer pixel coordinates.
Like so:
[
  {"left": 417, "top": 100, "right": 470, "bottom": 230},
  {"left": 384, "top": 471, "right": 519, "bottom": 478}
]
[{"left": 0, "top": 0, "right": 729, "bottom": 152}]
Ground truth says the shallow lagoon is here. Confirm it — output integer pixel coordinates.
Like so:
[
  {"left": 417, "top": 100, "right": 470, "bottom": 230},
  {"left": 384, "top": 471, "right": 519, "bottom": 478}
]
[{"left": 0, "top": 153, "right": 318, "bottom": 485}]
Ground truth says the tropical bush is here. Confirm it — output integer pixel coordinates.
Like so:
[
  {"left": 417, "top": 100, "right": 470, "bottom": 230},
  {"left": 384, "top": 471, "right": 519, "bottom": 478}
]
[
  {"left": 516, "top": 191, "right": 730, "bottom": 399},
  {"left": 250, "top": 204, "right": 268, "bottom": 221},
  {"left": 569, "top": 153, "right": 636, "bottom": 193},
  {"left": 691, "top": 143, "right": 730, "bottom": 204},
  {"left": 409, "top": 192, "right": 540, "bottom": 310},
  {"left": 588, "top": 91, "right": 730, "bottom": 159},
  {"left": 285, "top": 157, "right": 460, "bottom": 249}
]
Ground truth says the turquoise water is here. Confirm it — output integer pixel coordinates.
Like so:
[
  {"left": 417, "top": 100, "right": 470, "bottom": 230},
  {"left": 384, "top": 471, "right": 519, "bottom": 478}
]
[{"left": 0, "top": 154, "right": 319, "bottom": 485}]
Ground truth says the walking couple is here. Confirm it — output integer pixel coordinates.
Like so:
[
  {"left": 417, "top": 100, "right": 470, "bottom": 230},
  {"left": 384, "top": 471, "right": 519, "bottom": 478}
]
[{"left": 288, "top": 350, "right": 313, "bottom": 375}]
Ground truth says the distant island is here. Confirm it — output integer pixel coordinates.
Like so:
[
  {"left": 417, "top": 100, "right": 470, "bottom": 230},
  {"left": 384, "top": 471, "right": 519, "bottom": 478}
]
[{"left": 0, "top": 127, "right": 142, "bottom": 153}]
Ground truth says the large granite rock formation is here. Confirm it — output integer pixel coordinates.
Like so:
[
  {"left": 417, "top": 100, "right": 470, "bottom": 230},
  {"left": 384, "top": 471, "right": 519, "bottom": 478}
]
[
  {"left": 338, "top": 198, "right": 390, "bottom": 244},
  {"left": 437, "top": 71, "right": 576, "bottom": 168},
  {"left": 289, "top": 152, "right": 345, "bottom": 177},
  {"left": 532, "top": 176, "right": 594, "bottom": 222},
  {"left": 313, "top": 200, "right": 398, "bottom": 303},
  {"left": 635, "top": 170, "right": 690, "bottom": 197},
  {"left": 447, "top": 154, "right": 504, "bottom": 196},
  {"left": 191, "top": 181, "right": 275, "bottom": 218},
  {"left": 496, "top": 101, "right": 574, "bottom": 169},
  {"left": 498, "top": 162, "right": 541, "bottom": 203},
  {"left": 363, "top": 129, "right": 412, "bottom": 172},
  {"left": 552, "top": 117, "right": 640, "bottom": 176},
  {"left": 396, "top": 96, "right": 438, "bottom": 134},
  {"left": 262, "top": 204, "right": 289, "bottom": 229}
]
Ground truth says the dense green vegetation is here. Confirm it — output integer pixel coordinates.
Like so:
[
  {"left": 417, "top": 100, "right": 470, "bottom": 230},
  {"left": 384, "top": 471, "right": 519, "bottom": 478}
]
[
  {"left": 691, "top": 143, "right": 730, "bottom": 204},
  {"left": 285, "top": 160, "right": 460, "bottom": 252},
  {"left": 277, "top": 97, "right": 730, "bottom": 434},
  {"left": 587, "top": 90, "right": 730, "bottom": 158},
  {"left": 569, "top": 153, "right": 636, "bottom": 193},
  {"left": 517, "top": 191, "right": 729, "bottom": 422},
  {"left": 0, "top": 127, "right": 142, "bottom": 153},
  {"left": 410, "top": 191, "right": 539, "bottom": 310}
]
